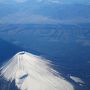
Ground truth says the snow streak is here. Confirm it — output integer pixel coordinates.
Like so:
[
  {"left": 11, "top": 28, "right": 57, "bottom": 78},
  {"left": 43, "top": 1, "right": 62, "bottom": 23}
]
[{"left": 0, "top": 51, "right": 74, "bottom": 90}]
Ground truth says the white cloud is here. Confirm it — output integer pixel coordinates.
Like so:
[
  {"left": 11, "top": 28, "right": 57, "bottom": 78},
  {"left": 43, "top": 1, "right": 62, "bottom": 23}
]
[
  {"left": 15, "top": 0, "right": 27, "bottom": 3},
  {"left": 0, "top": 0, "right": 90, "bottom": 4},
  {"left": 37, "top": 0, "right": 61, "bottom": 4},
  {"left": 1, "top": 11, "right": 90, "bottom": 24},
  {"left": 48, "top": 0, "right": 61, "bottom": 4},
  {"left": 0, "top": 12, "right": 62, "bottom": 24},
  {"left": 0, "top": 0, "right": 28, "bottom": 4}
]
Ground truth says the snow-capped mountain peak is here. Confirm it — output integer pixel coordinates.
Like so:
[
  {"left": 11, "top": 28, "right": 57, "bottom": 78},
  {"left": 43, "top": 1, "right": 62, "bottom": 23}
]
[{"left": 0, "top": 51, "right": 74, "bottom": 90}]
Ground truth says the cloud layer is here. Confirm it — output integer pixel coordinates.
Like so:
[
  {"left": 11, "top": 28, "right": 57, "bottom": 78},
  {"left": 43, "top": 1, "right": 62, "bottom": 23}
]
[
  {"left": 15, "top": 0, "right": 27, "bottom": 3},
  {"left": 0, "top": 0, "right": 90, "bottom": 4}
]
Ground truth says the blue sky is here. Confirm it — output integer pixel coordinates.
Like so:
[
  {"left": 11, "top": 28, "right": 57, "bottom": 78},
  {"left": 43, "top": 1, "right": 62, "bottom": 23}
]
[{"left": 0, "top": 0, "right": 90, "bottom": 4}]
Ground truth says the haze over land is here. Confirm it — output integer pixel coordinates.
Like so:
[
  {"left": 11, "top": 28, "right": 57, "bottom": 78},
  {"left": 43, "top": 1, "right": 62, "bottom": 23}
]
[
  {"left": 0, "top": 0, "right": 90, "bottom": 90},
  {"left": 0, "top": 0, "right": 90, "bottom": 24}
]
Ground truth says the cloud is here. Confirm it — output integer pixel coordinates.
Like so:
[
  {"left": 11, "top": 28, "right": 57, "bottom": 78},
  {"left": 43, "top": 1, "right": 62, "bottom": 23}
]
[
  {"left": 0, "top": 0, "right": 90, "bottom": 4},
  {"left": 0, "top": 12, "right": 62, "bottom": 24},
  {"left": 0, "top": 0, "right": 28, "bottom": 4},
  {"left": 15, "top": 0, "right": 27, "bottom": 3},
  {"left": 36, "top": 0, "right": 90, "bottom": 4},
  {"left": 0, "top": 11, "right": 90, "bottom": 24},
  {"left": 48, "top": 0, "right": 61, "bottom": 4},
  {"left": 37, "top": 0, "right": 62, "bottom": 4}
]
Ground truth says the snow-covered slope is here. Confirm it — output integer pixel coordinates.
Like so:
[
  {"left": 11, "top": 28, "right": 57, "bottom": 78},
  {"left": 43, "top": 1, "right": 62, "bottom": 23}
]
[{"left": 0, "top": 51, "right": 74, "bottom": 90}]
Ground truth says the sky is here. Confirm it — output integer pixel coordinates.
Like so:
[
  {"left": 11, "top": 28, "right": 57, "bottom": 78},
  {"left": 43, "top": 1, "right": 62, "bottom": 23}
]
[{"left": 0, "top": 0, "right": 90, "bottom": 4}]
